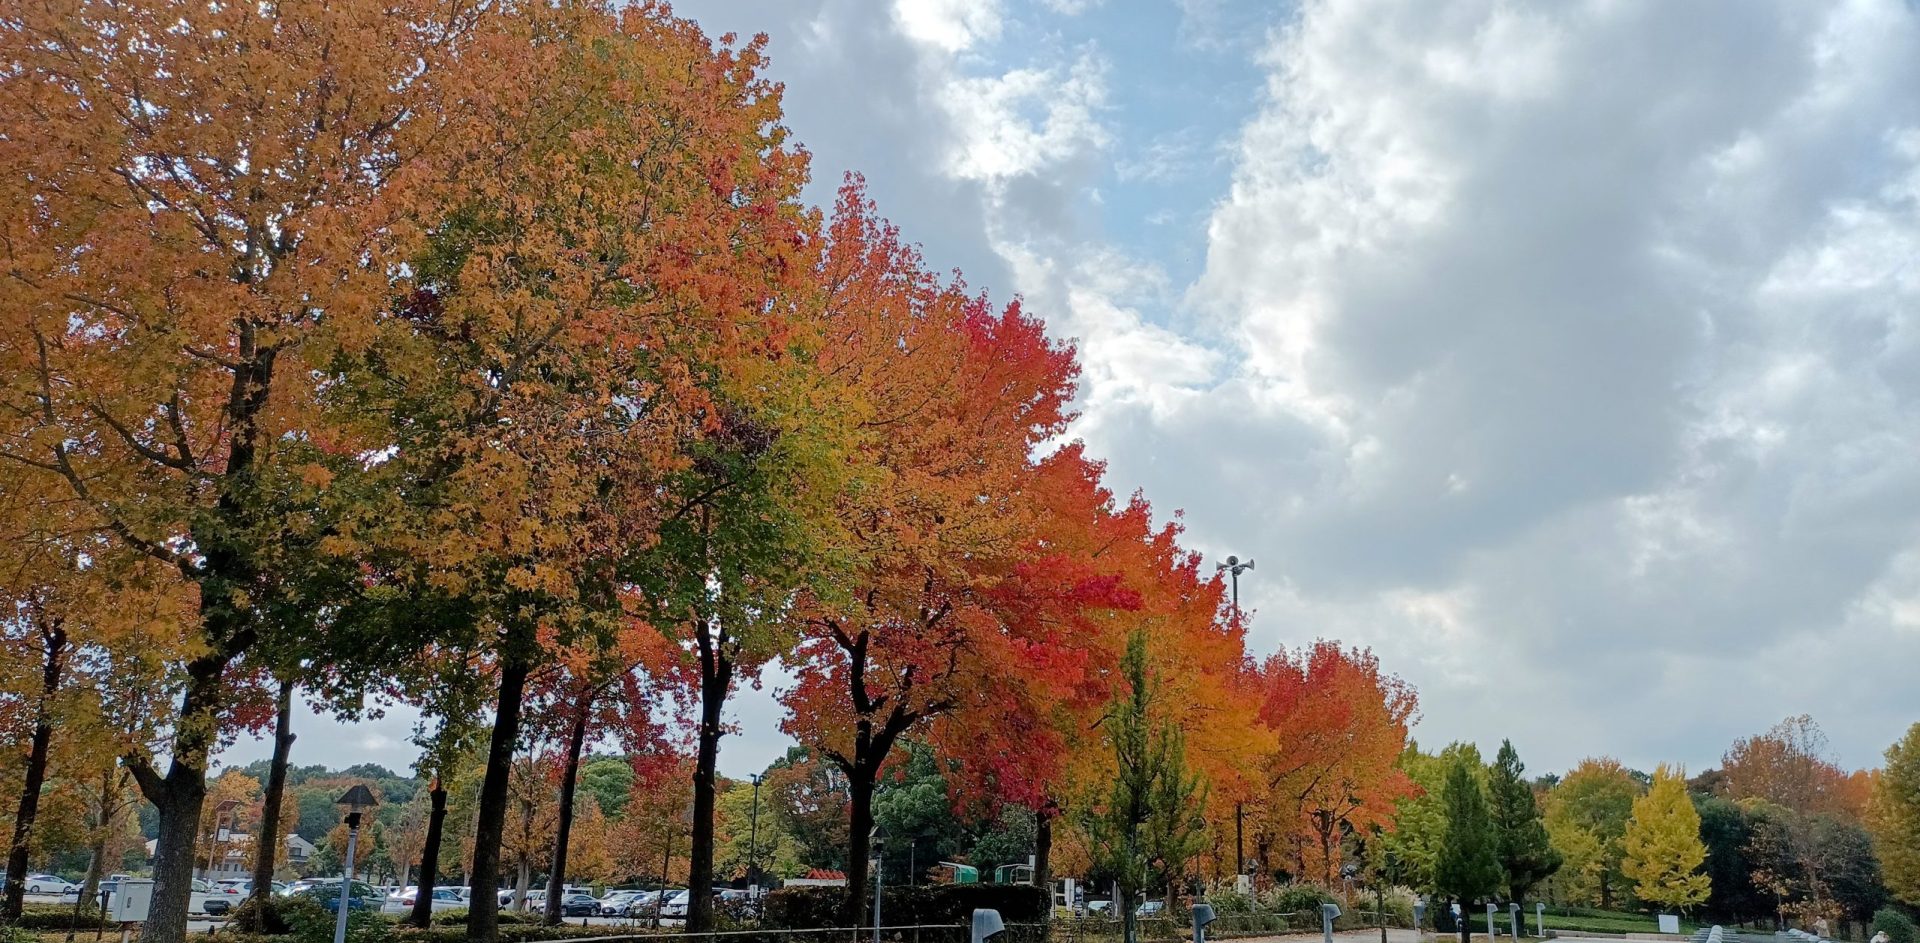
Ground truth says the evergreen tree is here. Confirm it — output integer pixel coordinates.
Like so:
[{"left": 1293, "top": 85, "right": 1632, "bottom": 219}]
[
  {"left": 1622, "top": 765, "right": 1711, "bottom": 911},
  {"left": 1435, "top": 756, "right": 1502, "bottom": 943},
  {"left": 1873, "top": 723, "right": 1920, "bottom": 906},
  {"left": 1085, "top": 631, "right": 1199, "bottom": 943},
  {"left": 1491, "top": 740, "right": 1562, "bottom": 904},
  {"left": 1144, "top": 714, "right": 1209, "bottom": 911}
]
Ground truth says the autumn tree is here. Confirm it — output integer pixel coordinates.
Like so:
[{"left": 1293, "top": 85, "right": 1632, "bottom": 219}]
[
  {"left": 1622, "top": 765, "right": 1710, "bottom": 911},
  {"left": 0, "top": 0, "right": 506, "bottom": 937},
  {"left": 1490, "top": 741, "right": 1561, "bottom": 907},
  {"left": 1254, "top": 642, "right": 1418, "bottom": 884},
  {"left": 779, "top": 182, "right": 1084, "bottom": 923},
  {"left": 1873, "top": 723, "right": 1920, "bottom": 906},
  {"left": 1722, "top": 717, "right": 1855, "bottom": 819},
  {"left": 1546, "top": 758, "right": 1641, "bottom": 908},
  {"left": 1435, "top": 757, "right": 1501, "bottom": 943}
]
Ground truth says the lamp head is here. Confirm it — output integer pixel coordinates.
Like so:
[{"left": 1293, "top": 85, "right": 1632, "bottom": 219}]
[
  {"left": 1193, "top": 904, "right": 1217, "bottom": 929},
  {"left": 335, "top": 784, "right": 378, "bottom": 815}
]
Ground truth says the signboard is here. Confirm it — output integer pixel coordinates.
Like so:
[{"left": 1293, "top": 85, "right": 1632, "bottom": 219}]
[
  {"left": 1658, "top": 915, "right": 1680, "bottom": 935},
  {"left": 109, "top": 880, "right": 153, "bottom": 923}
]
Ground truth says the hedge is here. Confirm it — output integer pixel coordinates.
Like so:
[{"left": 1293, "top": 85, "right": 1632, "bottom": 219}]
[
  {"left": 764, "top": 884, "right": 1048, "bottom": 929},
  {"left": 9, "top": 905, "right": 114, "bottom": 931}
]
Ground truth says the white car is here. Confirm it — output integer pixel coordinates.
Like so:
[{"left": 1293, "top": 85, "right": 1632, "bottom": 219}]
[
  {"left": 658, "top": 890, "right": 691, "bottom": 919},
  {"left": 598, "top": 891, "right": 642, "bottom": 915},
  {"left": 382, "top": 887, "right": 466, "bottom": 915},
  {"left": 25, "top": 874, "right": 77, "bottom": 895}
]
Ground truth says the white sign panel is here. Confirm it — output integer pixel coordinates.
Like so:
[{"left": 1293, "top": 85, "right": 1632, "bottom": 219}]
[{"left": 1658, "top": 915, "right": 1681, "bottom": 935}]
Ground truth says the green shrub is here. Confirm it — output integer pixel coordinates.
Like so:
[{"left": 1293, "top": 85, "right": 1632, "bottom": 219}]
[
  {"left": 233, "top": 895, "right": 332, "bottom": 935},
  {"left": 1258, "top": 884, "right": 1334, "bottom": 916},
  {"left": 1202, "top": 885, "right": 1254, "bottom": 915},
  {"left": 1873, "top": 908, "right": 1918, "bottom": 943},
  {"left": 11, "top": 905, "right": 113, "bottom": 931},
  {"left": 765, "top": 884, "right": 1049, "bottom": 930},
  {"left": 284, "top": 900, "right": 392, "bottom": 943},
  {"left": 430, "top": 909, "right": 538, "bottom": 926}
]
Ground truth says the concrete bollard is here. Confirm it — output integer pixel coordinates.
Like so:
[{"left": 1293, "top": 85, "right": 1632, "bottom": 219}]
[
  {"left": 1488, "top": 903, "right": 1499, "bottom": 938},
  {"left": 1510, "top": 904, "right": 1523, "bottom": 939},
  {"left": 1535, "top": 903, "right": 1546, "bottom": 938}
]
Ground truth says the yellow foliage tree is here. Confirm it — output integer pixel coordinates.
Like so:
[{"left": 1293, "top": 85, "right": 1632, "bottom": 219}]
[
  {"left": 1621, "top": 764, "right": 1710, "bottom": 910},
  {"left": 1871, "top": 723, "right": 1920, "bottom": 905}
]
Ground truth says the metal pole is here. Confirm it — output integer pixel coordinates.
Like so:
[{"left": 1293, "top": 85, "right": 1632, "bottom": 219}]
[
  {"left": 746, "top": 775, "right": 761, "bottom": 893},
  {"left": 332, "top": 814, "right": 361, "bottom": 943},
  {"left": 872, "top": 851, "right": 882, "bottom": 943}
]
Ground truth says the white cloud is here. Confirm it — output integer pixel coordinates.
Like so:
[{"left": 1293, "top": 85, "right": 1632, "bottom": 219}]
[{"left": 891, "top": 0, "right": 1003, "bottom": 54}]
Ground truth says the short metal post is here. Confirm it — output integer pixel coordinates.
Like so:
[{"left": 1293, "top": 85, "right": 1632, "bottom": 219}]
[
  {"left": 1487, "top": 903, "right": 1499, "bottom": 939},
  {"left": 1535, "top": 904, "right": 1546, "bottom": 938},
  {"left": 1510, "top": 904, "right": 1522, "bottom": 940}
]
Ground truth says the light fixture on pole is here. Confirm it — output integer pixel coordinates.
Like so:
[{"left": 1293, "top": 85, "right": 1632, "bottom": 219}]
[
  {"left": 871, "top": 825, "right": 887, "bottom": 943},
  {"left": 331, "top": 785, "right": 378, "bottom": 943},
  {"left": 1215, "top": 554, "right": 1253, "bottom": 879}
]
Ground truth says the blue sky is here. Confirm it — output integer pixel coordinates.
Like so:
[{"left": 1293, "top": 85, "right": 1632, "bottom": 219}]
[{"left": 224, "top": 0, "right": 1920, "bottom": 782}]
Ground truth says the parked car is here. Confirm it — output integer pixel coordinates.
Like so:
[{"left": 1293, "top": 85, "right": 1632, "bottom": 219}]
[
  {"left": 296, "top": 880, "right": 380, "bottom": 912},
  {"left": 382, "top": 887, "right": 465, "bottom": 915},
  {"left": 1135, "top": 900, "right": 1165, "bottom": 919},
  {"left": 1086, "top": 900, "right": 1113, "bottom": 916},
  {"left": 598, "top": 891, "right": 643, "bottom": 915},
  {"left": 24, "top": 874, "right": 77, "bottom": 895},
  {"left": 559, "top": 893, "right": 600, "bottom": 917},
  {"left": 658, "top": 890, "right": 691, "bottom": 919},
  {"left": 617, "top": 890, "right": 661, "bottom": 917},
  {"left": 496, "top": 888, "right": 548, "bottom": 909}
]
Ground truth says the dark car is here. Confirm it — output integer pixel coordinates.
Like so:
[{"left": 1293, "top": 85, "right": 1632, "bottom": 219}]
[
  {"left": 298, "top": 880, "right": 380, "bottom": 912},
  {"left": 560, "top": 894, "right": 600, "bottom": 917}
]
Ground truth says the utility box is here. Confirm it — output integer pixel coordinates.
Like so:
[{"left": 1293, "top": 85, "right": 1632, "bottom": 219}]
[{"left": 109, "top": 880, "right": 153, "bottom": 923}]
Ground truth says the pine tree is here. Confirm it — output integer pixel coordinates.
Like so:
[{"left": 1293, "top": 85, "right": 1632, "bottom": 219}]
[
  {"left": 1621, "top": 764, "right": 1710, "bottom": 911},
  {"left": 1436, "top": 756, "right": 1503, "bottom": 943},
  {"left": 1085, "top": 630, "right": 1201, "bottom": 943},
  {"left": 1144, "top": 716, "right": 1209, "bottom": 912},
  {"left": 1872, "top": 723, "right": 1920, "bottom": 906},
  {"left": 1492, "top": 740, "right": 1563, "bottom": 905}
]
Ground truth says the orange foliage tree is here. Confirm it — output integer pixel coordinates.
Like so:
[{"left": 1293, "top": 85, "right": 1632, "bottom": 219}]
[{"left": 1251, "top": 642, "right": 1418, "bottom": 885}]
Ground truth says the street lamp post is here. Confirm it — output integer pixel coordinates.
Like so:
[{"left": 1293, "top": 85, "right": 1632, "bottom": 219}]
[
  {"left": 1216, "top": 554, "right": 1254, "bottom": 879},
  {"left": 746, "top": 774, "right": 761, "bottom": 894},
  {"left": 331, "top": 785, "right": 378, "bottom": 943},
  {"left": 871, "top": 826, "right": 887, "bottom": 943}
]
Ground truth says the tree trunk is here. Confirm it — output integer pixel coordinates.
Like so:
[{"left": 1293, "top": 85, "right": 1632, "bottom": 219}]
[
  {"left": 1034, "top": 809, "right": 1053, "bottom": 894},
  {"left": 133, "top": 652, "right": 229, "bottom": 943},
  {"left": 407, "top": 782, "right": 448, "bottom": 928},
  {"left": 843, "top": 768, "right": 876, "bottom": 928},
  {"left": 543, "top": 702, "right": 590, "bottom": 926},
  {"left": 465, "top": 649, "right": 530, "bottom": 943},
  {"left": 3, "top": 618, "right": 67, "bottom": 920},
  {"left": 1459, "top": 898, "right": 1472, "bottom": 943},
  {"left": 515, "top": 862, "right": 530, "bottom": 911},
  {"left": 688, "top": 644, "right": 732, "bottom": 933},
  {"left": 250, "top": 678, "right": 297, "bottom": 909}
]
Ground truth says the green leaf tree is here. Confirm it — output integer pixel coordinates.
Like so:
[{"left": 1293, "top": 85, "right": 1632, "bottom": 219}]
[
  {"left": 1491, "top": 740, "right": 1562, "bottom": 905},
  {"left": 1872, "top": 723, "right": 1920, "bottom": 906},
  {"left": 1435, "top": 755, "right": 1502, "bottom": 943},
  {"left": 1084, "top": 630, "right": 1204, "bottom": 943},
  {"left": 1622, "top": 764, "right": 1711, "bottom": 912}
]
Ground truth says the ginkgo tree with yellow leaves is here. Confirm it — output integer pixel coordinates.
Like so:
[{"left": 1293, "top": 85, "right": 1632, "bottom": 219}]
[{"left": 1622, "top": 764, "right": 1712, "bottom": 911}]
